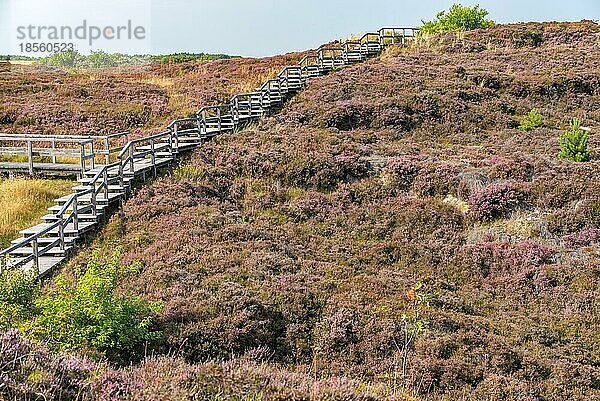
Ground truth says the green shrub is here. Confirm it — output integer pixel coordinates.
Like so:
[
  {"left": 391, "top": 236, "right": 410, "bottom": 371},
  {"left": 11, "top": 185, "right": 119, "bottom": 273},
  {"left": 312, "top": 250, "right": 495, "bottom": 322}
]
[
  {"left": 519, "top": 108, "right": 544, "bottom": 132},
  {"left": 419, "top": 4, "right": 494, "bottom": 36},
  {"left": 37, "top": 50, "right": 85, "bottom": 68},
  {"left": 158, "top": 53, "right": 233, "bottom": 64},
  {"left": 0, "top": 270, "right": 38, "bottom": 331},
  {"left": 86, "top": 50, "right": 124, "bottom": 68},
  {"left": 513, "top": 31, "right": 544, "bottom": 47},
  {"left": 559, "top": 118, "right": 594, "bottom": 162},
  {"left": 26, "top": 248, "right": 162, "bottom": 359}
]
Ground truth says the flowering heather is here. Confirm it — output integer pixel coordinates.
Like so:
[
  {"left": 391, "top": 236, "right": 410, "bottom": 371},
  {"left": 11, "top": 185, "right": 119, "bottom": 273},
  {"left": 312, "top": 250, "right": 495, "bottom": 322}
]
[
  {"left": 0, "top": 330, "right": 101, "bottom": 400},
  {"left": 468, "top": 182, "right": 524, "bottom": 221},
  {"left": 8, "top": 21, "right": 600, "bottom": 400},
  {"left": 0, "top": 53, "right": 302, "bottom": 135}
]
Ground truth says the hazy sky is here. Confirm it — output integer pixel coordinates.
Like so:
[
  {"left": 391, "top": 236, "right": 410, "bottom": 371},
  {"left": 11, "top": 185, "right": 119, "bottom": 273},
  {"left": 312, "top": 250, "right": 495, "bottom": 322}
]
[
  {"left": 151, "top": 0, "right": 600, "bottom": 56},
  {"left": 1, "top": 0, "right": 599, "bottom": 57}
]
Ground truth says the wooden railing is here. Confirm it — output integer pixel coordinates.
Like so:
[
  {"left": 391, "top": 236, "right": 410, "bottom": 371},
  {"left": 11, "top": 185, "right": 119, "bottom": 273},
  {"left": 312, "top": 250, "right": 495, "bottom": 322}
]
[
  {"left": 0, "top": 220, "right": 62, "bottom": 275},
  {"left": 118, "top": 131, "right": 174, "bottom": 179},
  {"left": 0, "top": 132, "right": 129, "bottom": 174},
  {"left": 0, "top": 26, "right": 418, "bottom": 276},
  {"left": 0, "top": 135, "right": 95, "bottom": 174}
]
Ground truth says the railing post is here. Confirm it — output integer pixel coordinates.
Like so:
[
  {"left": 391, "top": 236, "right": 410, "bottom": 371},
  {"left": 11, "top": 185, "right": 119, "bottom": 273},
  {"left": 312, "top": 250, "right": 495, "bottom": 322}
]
[
  {"left": 173, "top": 122, "right": 179, "bottom": 154},
  {"left": 118, "top": 156, "right": 124, "bottom": 187},
  {"left": 232, "top": 98, "right": 238, "bottom": 123},
  {"left": 32, "top": 238, "right": 39, "bottom": 277},
  {"left": 217, "top": 108, "right": 222, "bottom": 132},
  {"left": 151, "top": 139, "right": 157, "bottom": 178},
  {"left": 80, "top": 144, "right": 86, "bottom": 173},
  {"left": 129, "top": 146, "right": 134, "bottom": 174},
  {"left": 51, "top": 140, "right": 57, "bottom": 164},
  {"left": 58, "top": 215, "right": 65, "bottom": 250},
  {"left": 103, "top": 168, "right": 109, "bottom": 198},
  {"left": 90, "top": 141, "right": 95, "bottom": 170},
  {"left": 27, "top": 141, "right": 34, "bottom": 175},
  {"left": 73, "top": 197, "right": 79, "bottom": 232},
  {"left": 91, "top": 189, "right": 97, "bottom": 216},
  {"left": 105, "top": 137, "right": 110, "bottom": 164}
]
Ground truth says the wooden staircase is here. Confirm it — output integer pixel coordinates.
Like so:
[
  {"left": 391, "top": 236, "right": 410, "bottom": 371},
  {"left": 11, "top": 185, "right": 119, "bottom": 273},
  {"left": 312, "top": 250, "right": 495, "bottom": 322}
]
[{"left": 0, "top": 27, "right": 418, "bottom": 278}]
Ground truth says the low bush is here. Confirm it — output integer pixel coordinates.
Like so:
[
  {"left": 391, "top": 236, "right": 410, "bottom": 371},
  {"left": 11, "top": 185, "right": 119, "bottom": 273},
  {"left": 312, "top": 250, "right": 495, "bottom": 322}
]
[
  {"left": 412, "top": 163, "right": 461, "bottom": 197},
  {"left": 0, "top": 270, "right": 38, "bottom": 331},
  {"left": 519, "top": 108, "right": 543, "bottom": 131},
  {"left": 26, "top": 249, "right": 162, "bottom": 361},
  {"left": 281, "top": 153, "right": 370, "bottom": 190},
  {"left": 323, "top": 101, "right": 375, "bottom": 131},
  {"left": 419, "top": 4, "right": 495, "bottom": 36},
  {"left": 384, "top": 157, "right": 422, "bottom": 190},
  {"left": 559, "top": 117, "right": 594, "bottom": 162},
  {"left": 468, "top": 182, "right": 524, "bottom": 221}
]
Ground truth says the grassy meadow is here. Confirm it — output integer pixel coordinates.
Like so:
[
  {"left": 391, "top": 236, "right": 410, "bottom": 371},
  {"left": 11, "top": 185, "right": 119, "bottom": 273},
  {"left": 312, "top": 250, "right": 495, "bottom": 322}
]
[{"left": 0, "top": 178, "right": 73, "bottom": 248}]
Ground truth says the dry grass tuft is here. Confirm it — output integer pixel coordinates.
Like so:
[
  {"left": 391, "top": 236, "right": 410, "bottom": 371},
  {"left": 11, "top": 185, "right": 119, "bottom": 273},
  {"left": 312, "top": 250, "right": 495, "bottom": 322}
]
[{"left": 0, "top": 178, "right": 73, "bottom": 248}]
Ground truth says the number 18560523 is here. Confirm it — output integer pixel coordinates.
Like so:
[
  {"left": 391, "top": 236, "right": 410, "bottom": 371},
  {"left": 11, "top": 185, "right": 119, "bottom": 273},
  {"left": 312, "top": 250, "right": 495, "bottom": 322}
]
[{"left": 19, "top": 43, "right": 75, "bottom": 53}]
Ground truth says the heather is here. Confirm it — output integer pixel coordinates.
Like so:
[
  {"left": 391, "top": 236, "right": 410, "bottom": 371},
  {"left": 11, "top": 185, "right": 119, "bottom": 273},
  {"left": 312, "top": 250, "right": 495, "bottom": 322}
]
[
  {"left": 5, "top": 21, "right": 600, "bottom": 400},
  {"left": 0, "top": 52, "right": 301, "bottom": 135},
  {"left": 0, "top": 330, "right": 414, "bottom": 400}
]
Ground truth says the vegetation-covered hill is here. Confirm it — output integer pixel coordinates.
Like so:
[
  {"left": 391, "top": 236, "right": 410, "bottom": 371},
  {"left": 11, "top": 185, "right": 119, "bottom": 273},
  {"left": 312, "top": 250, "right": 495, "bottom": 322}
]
[
  {"left": 0, "top": 53, "right": 302, "bottom": 136},
  {"left": 0, "top": 52, "right": 303, "bottom": 249},
  {"left": 2, "top": 21, "right": 600, "bottom": 400}
]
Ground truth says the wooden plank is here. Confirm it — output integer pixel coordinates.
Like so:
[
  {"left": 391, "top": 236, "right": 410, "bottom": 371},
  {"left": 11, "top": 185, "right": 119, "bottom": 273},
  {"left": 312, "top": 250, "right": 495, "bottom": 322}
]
[
  {"left": 0, "top": 147, "right": 81, "bottom": 157},
  {"left": 0, "top": 161, "right": 82, "bottom": 173}
]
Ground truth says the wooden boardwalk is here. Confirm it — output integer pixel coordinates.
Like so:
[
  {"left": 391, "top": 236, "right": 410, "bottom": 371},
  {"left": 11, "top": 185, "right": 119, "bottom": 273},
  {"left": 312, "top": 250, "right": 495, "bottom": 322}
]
[{"left": 0, "top": 27, "right": 418, "bottom": 278}]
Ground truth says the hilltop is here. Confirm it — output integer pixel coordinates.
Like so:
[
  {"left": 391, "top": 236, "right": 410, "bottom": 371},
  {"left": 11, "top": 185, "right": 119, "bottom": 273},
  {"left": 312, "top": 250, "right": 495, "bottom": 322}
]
[{"left": 3, "top": 21, "right": 600, "bottom": 400}]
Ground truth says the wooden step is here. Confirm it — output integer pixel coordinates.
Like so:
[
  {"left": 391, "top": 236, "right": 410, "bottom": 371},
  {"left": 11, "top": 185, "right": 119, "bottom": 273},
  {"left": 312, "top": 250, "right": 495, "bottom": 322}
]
[
  {"left": 9, "top": 245, "right": 72, "bottom": 257},
  {"left": 72, "top": 184, "right": 128, "bottom": 193},
  {"left": 20, "top": 221, "right": 96, "bottom": 236},
  {"left": 77, "top": 176, "right": 132, "bottom": 185},
  {"left": 9, "top": 256, "right": 65, "bottom": 277},
  {"left": 41, "top": 213, "right": 101, "bottom": 223},
  {"left": 48, "top": 203, "right": 107, "bottom": 213},
  {"left": 12, "top": 236, "right": 76, "bottom": 246},
  {"left": 55, "top": 192, "right": 123, "bottom": 205}
]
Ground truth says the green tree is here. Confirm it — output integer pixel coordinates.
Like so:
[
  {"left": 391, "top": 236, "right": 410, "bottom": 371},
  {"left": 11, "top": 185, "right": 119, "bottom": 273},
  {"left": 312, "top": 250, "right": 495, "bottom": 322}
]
[
  {"left": 419, "top": 4, "right": 494, "bottom": 36},
  {"left": 85, "top": 50, "right": 118, "bottom": 68},
  {"left": 26, "top": 248, "right": 162, "bottom": 359},
  {"left": 519, "top": 108, "right": 544, "bottom": 132},
  {"left": 559, "top": 118, "right": 594, "bottom": 162},
  {"left": 38, "top": 50, "right": 85, "bottom": 68}
]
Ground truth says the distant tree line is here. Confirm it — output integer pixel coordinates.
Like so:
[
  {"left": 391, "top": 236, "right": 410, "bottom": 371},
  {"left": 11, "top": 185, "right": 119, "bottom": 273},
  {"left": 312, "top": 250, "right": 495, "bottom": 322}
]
[{"left": 0, "top": 51, "right": 236, "bottom": 69}]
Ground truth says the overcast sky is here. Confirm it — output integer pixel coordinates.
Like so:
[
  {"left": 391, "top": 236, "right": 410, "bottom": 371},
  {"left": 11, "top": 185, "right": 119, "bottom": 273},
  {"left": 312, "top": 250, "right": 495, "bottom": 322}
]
[{"left": 1, "top": 0, "right": 599, "bottom": 57}]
